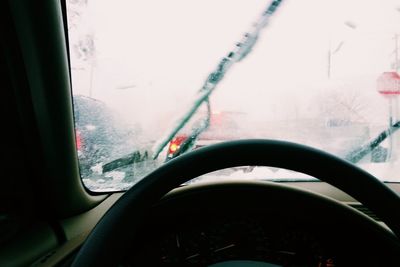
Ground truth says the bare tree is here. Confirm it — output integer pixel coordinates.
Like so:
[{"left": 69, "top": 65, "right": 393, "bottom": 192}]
[{"left": 319, "top": 88, "right": 368, "bottom": 126}]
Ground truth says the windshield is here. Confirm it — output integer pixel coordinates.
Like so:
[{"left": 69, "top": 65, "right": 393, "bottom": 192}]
[{"left": 66, "top": 0, "right": 400, "bottom": 192}]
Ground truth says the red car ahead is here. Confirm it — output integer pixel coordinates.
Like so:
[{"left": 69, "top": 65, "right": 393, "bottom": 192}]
[{"left": 166, "top": 111, "right": 251, "bottom": 161}]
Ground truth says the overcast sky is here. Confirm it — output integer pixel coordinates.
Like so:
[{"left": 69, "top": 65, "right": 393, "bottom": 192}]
[{"left": 68, "top": 0, "right": 400, "bottom": 134}]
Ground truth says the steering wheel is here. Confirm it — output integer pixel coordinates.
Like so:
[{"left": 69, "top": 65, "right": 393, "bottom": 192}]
[{"left": 72, "top": 140, "right": 400, "bottom": 266}]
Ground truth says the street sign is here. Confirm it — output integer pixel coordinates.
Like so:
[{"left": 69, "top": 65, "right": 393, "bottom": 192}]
[{"left": 377, "top": 71, "right": 400, "bottom": 96}]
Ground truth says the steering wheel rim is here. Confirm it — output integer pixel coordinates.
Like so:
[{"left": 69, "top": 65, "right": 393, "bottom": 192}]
[{"left": 72, "top": 139, "right": 400, "bottom": 266}]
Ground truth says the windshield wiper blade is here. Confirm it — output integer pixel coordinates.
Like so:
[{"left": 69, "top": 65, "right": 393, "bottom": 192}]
[
  {"left": 102, "top": 150, "right": 149, "bottom": 173},
  {"left": 101, "top": 0, "right": 284, "bottom": 173},
  {"left": 345, "top": 120, "right": 400, "bottom": 163},
  {"left": 151, "top": 0, "right": 284, "bottom": 159}
]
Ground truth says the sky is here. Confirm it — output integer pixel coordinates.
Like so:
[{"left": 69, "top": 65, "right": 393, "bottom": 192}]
[{"left": 67, "top": 0, "right": 400, "bottom": 135}]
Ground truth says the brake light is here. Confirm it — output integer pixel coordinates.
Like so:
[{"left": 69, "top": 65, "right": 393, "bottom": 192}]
[
  {"left": 167, "top": 135, "right": 188, "bottom": 156},
  {"left": 76, "top": 130, "right": 82, "bottom": 151},
  {"left": 169, "top": 143, "right": 178, "bottom": 152}
]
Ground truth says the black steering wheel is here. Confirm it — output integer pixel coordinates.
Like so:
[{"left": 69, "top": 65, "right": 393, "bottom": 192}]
[{"left": 72, "top": 140, "right": 400, "bottom": 266}]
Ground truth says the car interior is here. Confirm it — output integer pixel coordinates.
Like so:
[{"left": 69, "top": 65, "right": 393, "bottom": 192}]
[{"left": 1, "top": 0, "right": 400, "bottom": 267}]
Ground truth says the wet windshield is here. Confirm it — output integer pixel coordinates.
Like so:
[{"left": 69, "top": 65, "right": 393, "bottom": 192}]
[{"left": 66, "top": 0, "right": 400, "bottom": 192}]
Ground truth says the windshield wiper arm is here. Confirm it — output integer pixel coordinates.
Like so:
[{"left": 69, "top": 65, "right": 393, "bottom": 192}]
[
  {"left": 101, "top": 0, "right": 284, "bottom": 173},
  {"left": 151, "top": 0, "right": 284, "bottom": 159},
  {"left": 345, "top": 120, "right": 400, "bottom": 163}
]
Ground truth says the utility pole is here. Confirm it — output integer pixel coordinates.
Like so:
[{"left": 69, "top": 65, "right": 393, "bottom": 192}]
[
  {"left": 327, "top": 22, "right": 356, "bottom": 79},
  {"left": 392, "top": 34, "right": 399, "bottom": 161},
  {"left": 327, "top": 41, "right": 331, "bottom": 79},
  {"left": 393, "top": 34, "right": 399, "bottom": 72},
  {"left": 89, "top": 64, "right": 94, "bottom": 98}
]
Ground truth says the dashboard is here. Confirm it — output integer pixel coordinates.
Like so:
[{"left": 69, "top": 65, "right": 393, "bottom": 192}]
[
  {"left": 120, "top": 181, "right": 400, "bottom": 267},
  {"left": 126, "top": 215, "right": 337, "bottom": 266}
]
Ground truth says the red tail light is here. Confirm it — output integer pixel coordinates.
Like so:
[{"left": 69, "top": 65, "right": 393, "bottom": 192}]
[
  {"left": 167, "top": 135, "right": 188, "bottom": 156},
  {"left": 76, "top": 130, "right": 82, "bottom": 151}
]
